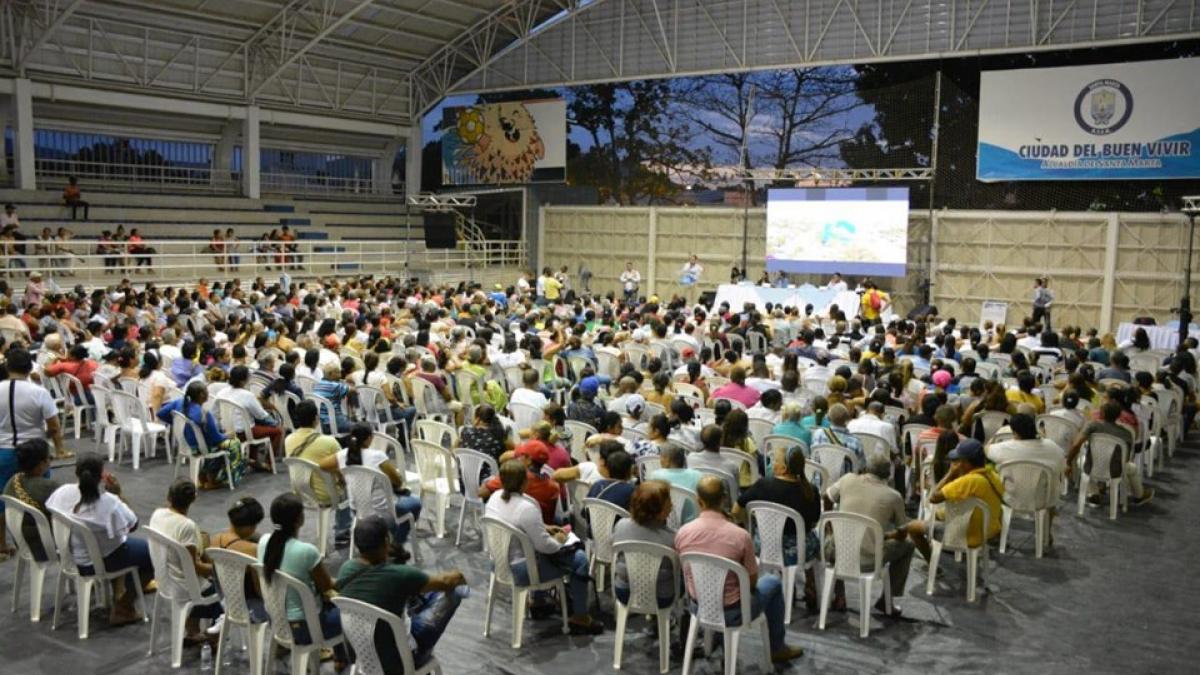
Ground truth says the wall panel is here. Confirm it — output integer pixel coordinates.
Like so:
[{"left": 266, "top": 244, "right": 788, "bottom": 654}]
[{"left": 540, "top": 205, "right": 1193, "bottom": 335}]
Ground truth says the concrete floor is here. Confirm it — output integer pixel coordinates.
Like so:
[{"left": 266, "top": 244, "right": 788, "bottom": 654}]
[{"left": 2, "top": 434, "right": 1198, "bottom": 675}]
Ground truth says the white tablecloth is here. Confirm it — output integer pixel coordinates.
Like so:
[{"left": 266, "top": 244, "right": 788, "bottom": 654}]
[
  {"left": 711, "top": 283, "right": 862, "bottom": 317},
  {"left": 1115, "top": 322, "right": 1200, "bottom": 349}
]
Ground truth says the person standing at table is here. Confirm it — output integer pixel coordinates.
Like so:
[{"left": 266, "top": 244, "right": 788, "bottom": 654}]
[
  {"left": 680, "top": 254, "right": 703, "bottom": 304},
  {"left": 1032, "top": 277, "right": 1054, "bottom": 331},
  {"left": 823, "top": 272, "right": 848, "bottom": 293}
]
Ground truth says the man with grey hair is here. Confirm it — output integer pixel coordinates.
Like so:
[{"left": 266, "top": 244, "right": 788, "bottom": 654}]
[
  {"left": 822, "top": 453, "right": 914, "bottom": 615},
  {"left": 847, "top": 400, "right": 898, "bottom": 455}
]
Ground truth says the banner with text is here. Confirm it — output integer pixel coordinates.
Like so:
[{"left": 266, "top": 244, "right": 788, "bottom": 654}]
[{"left": 977, "top": 58, "right": 1200, "bottom": 181}]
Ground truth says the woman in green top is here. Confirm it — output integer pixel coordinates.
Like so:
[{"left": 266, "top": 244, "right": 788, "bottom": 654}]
[
  {"left": 259, "top": 494, "right": 346, "bottom": 665},
  {"left": 799, "top": 395, "right": 833, "bottom": 438}
]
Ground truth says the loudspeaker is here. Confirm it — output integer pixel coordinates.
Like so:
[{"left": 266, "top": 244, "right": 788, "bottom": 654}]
[
  {"left": 423, "top": 212, "right": 458, "bottom": 249},
  {"left": 698, "top": 291, "right": 716, "bottom": 307},
  {"left": 907, "top": 304, "right": 937, "bottom": 320},
  {"left": 1132, "top": 316, "right": 1157, "bottom": 326}
]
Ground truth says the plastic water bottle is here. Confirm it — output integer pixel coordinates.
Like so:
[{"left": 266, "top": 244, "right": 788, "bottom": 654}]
[{"left": 199, "top": 642, "right": 213, "bottom": 671}]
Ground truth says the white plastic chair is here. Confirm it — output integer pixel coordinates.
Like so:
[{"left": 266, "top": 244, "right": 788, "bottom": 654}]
[
  {"left": 666, "top": 484, "right": 698, "bottom": 532},
  {"left": 997, "top": 460, "right": 1056, "bottom": 559},
  {"left": 925, "top": 497, "right": 992, "bottom": 602},
  {"left": 411, "top": 439, "right": 457, "bottom": 539},
  {"left": 635, "top": 454, "right": 663, "bottom": 481},
  {"left": 294, "top": 374, "right": 317, "bottom": 397},
  {"left": 816, "top": 511, "right": 893, "bottom": 638},
  {"left": 283, "top": 456, "right": 338, "bottom": 558},
  {"left": 215, "top": 398, "right": 275, "bottom": 473},
  {"left": 564, "top": 420, "right": 596, "bottom": 462},
  {"left": 254, "top": 564, "right": 345, "bottom": 675},
  {"left": 49, "top": 508, "right": 148, "bottom": 639},
  {"left": 853, "top": 431, "right": 893, "bottom": 459},
  {"left": 205, "top": 548, "right": 269, "bottom": 675},
  {"left": 680, "top": 552, "right": 772, "bottom": 675},
  {"left": 453, "top": 448, "right": 498, "bottom": 547},
  {"left": 413, "top": 418, "right": 458, "bottom": 449},
  {"left": 1076, "top": 433, "right": 1129, "bottom": 520},
  {"left": 410, "top": 377, "right": 452, "bottom": 425},
  {"left": 719, "top": 448, "right": 759, "bottom": 485},
  {"left": 145, "top": 526, "right": 222, "bottom": 668},
  {"left": 810, "top": 443, "right": 860, "bottom": 483},
  {"left": 109, "top": 389, "right": 168, "bottom": 470},
  {"left": 356, "top": 385, "right": 401, "bottom": 437},
  {"left": 480, "top": 516, "right": 570, "bottom": 648},
  {"left": 170, "top": 411, "right": 235, "bottom": 490},
  {"left": 2, "top": 495, "right": 58, "bottom": 622},
  {"left": 311, "top": 394, "right": 343, "bottom": 436},
  {"left": 761, "top": 434, "right": 807, "bottom": 476},
  {"left": 55, "top": 373, "right": 94, "bottom": 440},
  {"left": 342, "top": 465, "right": 418, "bottom": 563},
  {"left": 611, "top": 542, "right": 681, "bottom": 673},
  {"left": 747, "top": 418, "right": 774, "bottom": 451},
  {"left": 332, "top": 596, "right": 444, "bottom": 675},
  {"left": 974, "top": 411, "right": 1011, "bottom": 442},
  {"left": 746, "top": 501, "right": 810, "bottom": 625},
  {"left": 510, "top": 400, "right": 544, "bottom": 433},
  {"left": 583, "top": 498, "right": 630, "bottom": 593},
  {"left": 1036, "top": 414, "right": 1078, "bottom": 453}
]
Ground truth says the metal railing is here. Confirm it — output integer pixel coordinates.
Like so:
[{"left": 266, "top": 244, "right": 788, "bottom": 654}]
[
  {"left": 0, "top": 238, "right": 526, "bottom": 290},
  {"left": 260, "top": 172, "right": 380, "bottom": 197},
  {"left": 35, "top": 158, "right": 239, "bottom": 194}
]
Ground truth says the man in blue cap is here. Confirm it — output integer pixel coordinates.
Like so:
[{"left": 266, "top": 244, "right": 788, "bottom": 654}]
[
  {"left": 567, "top": 375, "right": 606, "bottom": 430},
  {"left": 908, "top": 438, "right": 1005, "bottom": 561}
]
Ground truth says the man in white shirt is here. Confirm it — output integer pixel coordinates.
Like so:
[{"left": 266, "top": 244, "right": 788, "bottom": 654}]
[
  {"left": 619, "top": 262, "right": 642, "bottom": 303},
  {"left": 158, "top": 328, "right": 183, "bottom": 365},
  {"left": 510, "top": 367, "right": 548, "bottom": 409},
  {"left": 823, "top": 272, "right": 849, "bottom": 293},
  {"left": 846, "top": 401, "right": 898, "bottom": 455},
  {"left": 986, "top": 413, "right": 1066, "bottom": 479},
  {"left": 147, "top": 480, "right": 215, "bottom": 602}
]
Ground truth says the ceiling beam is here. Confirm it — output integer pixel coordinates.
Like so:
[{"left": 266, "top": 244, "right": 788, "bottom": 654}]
[
  {"left": 251, "top": 0, "right": 382, "bottom": 98},
  {"left": 16, "top": 0, "right": 88, "bottom": 68}
]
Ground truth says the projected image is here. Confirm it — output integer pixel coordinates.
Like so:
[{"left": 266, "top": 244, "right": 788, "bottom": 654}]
[{"left": 766, "top": 188, "right": 909, "bottom": 277}]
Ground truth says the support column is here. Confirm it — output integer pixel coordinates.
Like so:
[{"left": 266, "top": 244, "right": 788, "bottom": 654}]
[
  {"left": 374, "top": 139, "right": 402, "bottom": 195},
  {"left": 12, "top": 78, "right": 36, "bottom": 190},
  {"left": 242, "top": 105, "right": 261, "bottom": 199},
  {"left": 212, "top": 119, "right": 238, "bottom": 189},
  {"left": 0, "top": 106, "right": 9, "bottom": 183},
  {"left": 647, "top": 206, "right": 658, "bottom": 297},
  {"left": 536, "top": 204, "right": 545, "bottom": 273},
  {"left": 1100, "top": 212, "right": 1120, "bottom": 333},
  {"left": 405, "top": 126, "right": 422, "bottom": 199}
]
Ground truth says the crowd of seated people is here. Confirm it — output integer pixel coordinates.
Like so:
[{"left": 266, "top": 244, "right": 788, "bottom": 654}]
[{"left": 0, "top": 271, "right": 1193, "bottom": 671}]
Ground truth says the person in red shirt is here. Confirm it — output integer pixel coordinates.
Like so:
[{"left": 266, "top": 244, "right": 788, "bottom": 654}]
[
  {"left": 44, "top": 345, "right": 100, "bottom": 402},
  {"left": 480, "top": 440, "right": 560, "bottom": 524}
]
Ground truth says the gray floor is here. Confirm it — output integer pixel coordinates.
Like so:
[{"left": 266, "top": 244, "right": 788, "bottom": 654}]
[{"left": 3, "top": 433, "right": 1199, "bottom": 675}]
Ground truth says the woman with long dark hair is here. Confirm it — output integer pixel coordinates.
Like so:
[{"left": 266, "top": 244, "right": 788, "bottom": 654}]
[
  {"left": 46, "top": 454, "right": 150, "bottom": 625},
  {"left": 258, "top": 493, "right": 346, "bottom": 665},
  {"left": 721, "top": 408, "right": 756, "bottom": 488},
  {"left": 156, "top": 381, "right": 246, "bottom": 488},
  {"left": 338, "top": 423, "right": 422, "bottom": 546}
]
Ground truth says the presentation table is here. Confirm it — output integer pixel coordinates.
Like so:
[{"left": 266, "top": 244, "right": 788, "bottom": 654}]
[
  {"left": 1115, "top": 322, "right": 1200, "bottom": 350},
  {"left": 711, "top": 283, "right": 863, "bottom": 317}
]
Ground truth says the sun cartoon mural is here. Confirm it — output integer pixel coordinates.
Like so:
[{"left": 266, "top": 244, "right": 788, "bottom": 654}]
[{"left": 442, "top": 101, "right": 548, "bottom": 185}]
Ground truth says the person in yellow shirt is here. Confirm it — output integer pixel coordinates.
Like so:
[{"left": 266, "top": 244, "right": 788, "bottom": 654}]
[
  {"left": 542, "top": 266, "right": 563, "bottom": 302},
  {"left": 860, "top": 281, "right": 890, "bottom": 325},
  {"left": 1004, "top": 371, "right": 1046, "bottom": 414},
  {"left": 907, "top": 439, "right": 1004, "bottom": 557},
  {"left": 284, "top": 399, "right": 353, "bottom": 546}
]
